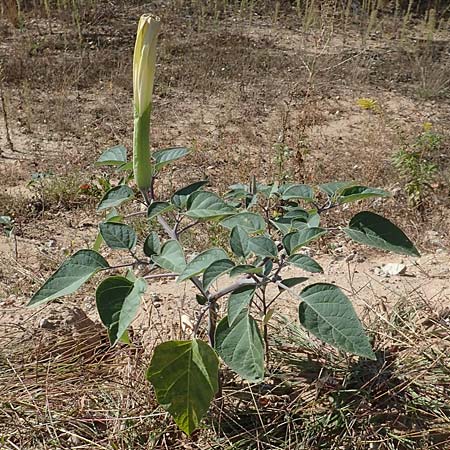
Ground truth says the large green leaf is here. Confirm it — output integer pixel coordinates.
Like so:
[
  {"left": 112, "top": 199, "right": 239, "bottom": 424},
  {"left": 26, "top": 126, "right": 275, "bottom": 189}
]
[
  {"left": 28, "top": 250, "right": 109, "bottom": 307},
  {"left": 178, "top": 248, "right": 228, "bottom": 282},
  {"left": 95, "top": 145, "right": 127, "bottom": 166},
  {"left": 147, "top": 339, "right": 219, "bottom": 435},
  {"left": 282, "top": 228, "right": 327, "bottom": 255},
  {"left": 280, "top": 184, "right": 314, "bottom": 201},
  {"left": 248, "top": 235, "right": 278, "bottom": 258},
  {"left": 171, "top": 181, "right": 208, "bottom": 209},
  {"left": 202, "top": 259, "right": 235, "bottom": 290},
  {"left": 152, "top": 240, "right": 186, "bottom": 273},
  {"left": 97, "top": 185, "right": 134, "bottom": 211},
  {"left": 143, "top": 232, "right": 161, "bottom": 257},
  {"left": 338, "top": 186, "right": 390, "bottom": 204},
  {"left": 228, "top": 286, "right": 256, "bottom": 326},
  {"left": 147, "top": 201, "right": 174, "bottom": 220},
  {"left": 186, "top": 191, "right": 236, "bottom": 219},
  {"left": 287, "top": 254, "right": 323, "bottom": 273},
  {"left": 220, "top": 212, "right": 266, "bottom": 233},
  {"left": 215, "top": 311, "right": 264, "bottom": 382},
  {"left": 343, "top": 211, "right": 420, "bottom": 257},
  {"left": 230, "top": 225, "right": 250, "bottom": 258},
  {"left": 154, "top": 147, "right": 190, "bottom": 171},
  {"left": 99, "top": 222, "right": 137, "bottom": 250},
  {"left": 299, "top": 283, "right": 375, "bottom": 360},
  {"left": 96, "top": 276, "right": 147, "bottom": 345}
]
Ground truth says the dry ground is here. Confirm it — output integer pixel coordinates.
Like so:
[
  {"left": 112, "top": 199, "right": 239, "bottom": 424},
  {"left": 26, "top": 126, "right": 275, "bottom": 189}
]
[{"left": 1, "top": 0, "right": 450, "bottom": 449}]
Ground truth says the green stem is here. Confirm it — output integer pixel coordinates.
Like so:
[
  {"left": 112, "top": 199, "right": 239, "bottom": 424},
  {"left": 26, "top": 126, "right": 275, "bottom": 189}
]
[{"left": 133, "top": 105, "right": 153, "bottom": 200}]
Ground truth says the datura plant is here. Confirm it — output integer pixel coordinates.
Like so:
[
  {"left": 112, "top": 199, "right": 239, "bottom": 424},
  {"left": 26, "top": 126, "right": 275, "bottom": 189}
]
[{"left": 29, "top": 15, "right": 420, "bottom": 436}]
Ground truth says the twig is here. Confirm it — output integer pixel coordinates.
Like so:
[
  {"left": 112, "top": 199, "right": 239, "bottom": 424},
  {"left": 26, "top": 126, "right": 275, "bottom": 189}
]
[
  {"left": 0, "top": 82, "right": 17, "bottom": 156},
  {"left": 144, "top": 272, "right": 178, "bottom": 280}
]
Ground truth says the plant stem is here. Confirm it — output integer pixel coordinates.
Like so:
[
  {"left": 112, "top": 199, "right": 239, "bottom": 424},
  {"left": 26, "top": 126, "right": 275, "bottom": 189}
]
[{"left": 261, "top": 286, "right": 270, "bottom": 367}]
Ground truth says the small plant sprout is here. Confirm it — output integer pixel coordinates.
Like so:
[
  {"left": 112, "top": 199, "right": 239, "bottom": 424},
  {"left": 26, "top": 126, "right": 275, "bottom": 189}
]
[
  {"left": 392, "top": 123, "right": 443, "bottom": 210},
  {"left": 28, "top": 15, "right": 421, "bottom": 436}
]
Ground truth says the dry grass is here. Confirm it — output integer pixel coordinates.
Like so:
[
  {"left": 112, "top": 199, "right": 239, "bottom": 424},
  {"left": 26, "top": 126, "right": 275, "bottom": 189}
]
[
  {"left": 1, "top": 1, "right": 450, "bottom": 448},
  {"left": 1, "top": 295, "right": 450, "bottom": 449}
]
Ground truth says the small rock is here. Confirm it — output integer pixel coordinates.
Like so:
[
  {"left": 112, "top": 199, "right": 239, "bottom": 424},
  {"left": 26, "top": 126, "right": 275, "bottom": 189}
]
[
  {"left": 39, "top": 318, "right": 57, "bottom": 330},
  {"left": 379, "top": 263, "right": 407, "bottom": 277}
]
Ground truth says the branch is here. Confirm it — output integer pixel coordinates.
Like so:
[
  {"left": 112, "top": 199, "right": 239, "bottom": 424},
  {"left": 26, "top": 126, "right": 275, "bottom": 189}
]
[
  {"left": 144, "top": 272, "right": 178, "bottom": 280},
  {"left": 209, "top": 278, "right": 257, "bottom": 302}
]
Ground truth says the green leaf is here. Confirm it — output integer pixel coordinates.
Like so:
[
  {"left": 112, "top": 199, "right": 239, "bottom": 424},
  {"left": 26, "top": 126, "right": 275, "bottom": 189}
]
[
  {"left": 343, "top": 211, "right": 420, "bottom": 257},
  {"left": 270, "top": 217, "right": 295, "bottom": 235},
  {"left": 171, "top": 181, "right": 208, "bottom": 209},
  {"left": 95, "top": 145, "right": 127, "bottom": 166},
  {"left": 287, "top": 254, "right": 323, "bottom": 273},
  {"left": 28, "top": 250, "right": 109, "bottom": 307},
  {"left": 280, "top": 184, "right": 314, "bottom": 201},
  {"left": 186, "top": 191, "right": 236, "bottom": 220},
  {"left": 93, "top": 210, "right": 124, "bottom": 252},
  {"left": 229, "top": 265, "right": 263, "bottom": 277},
  {"left": 279, "top": 277, "right": 308, "bottom": 288},
  {"left": 154, "top": 147, "right": 190, "bottom": 171},
  {"left": 318, "top": 181, "right": 356, "bottom": 197},
  {"left": 299, "top": 283, "right": 376, "bottom": 360},
  {"left": 96, "top": 276, "right": 147, "bottom": 345},
  {"left": 228, "top": 286, "right": 256, "bottom": 326},
  {"left": 99, "top": 222, "right": 137, "bottom": 250},
  {"left": 178, "top": 248, "right": 228, "bottom": 282},
  {"left": 338, "top": 186, "right": 391, "bottom": 204},
  {"left": 152, "top": 240, "right": 186, "bottom": 273},
  {"left": 248, "top": 236, "right": 278, "bottom": 258},
  {"left": 307, "top": 212, "right": 320, "bottom": 228},
  {"left": 283, "top": 208, "right": 309, "bottom": 222},
  {"left": 147, "top": 201, "right": 174, "bottom": 220},
  {"left": 202, "top": 259, "right": 235, "bottom": 290},
  {"left": 282, "top": 228, "right": 327, "bottom": 255},
  {"left": 215, "top": 311, "right": 264, "bottom": 382},
  {"left": 143, "top": 232, "right": 161, "bottom": 257},
  {"left": 230, "top": 225, "right": 250, "bottom": 258},
  {"left": 220, "top": 212, "right": 266, "bottom": 233},
  {"left": 196, "top": 294, "right": 208, "bottom": 305},
  {"left": 97, "top": 185, "right": 134, "bottom": 211},
  {"left": 147, "top": 339, "right": 219, "bottom": 435},
  {"left": 0, "top": 216, "right": 13, "bottom": 226}
]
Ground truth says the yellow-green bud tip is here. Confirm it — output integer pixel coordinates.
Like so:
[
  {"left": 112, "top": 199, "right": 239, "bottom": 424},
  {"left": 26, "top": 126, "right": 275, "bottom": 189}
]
[{"left": 133, "top": 14, "right": 161, "bottom": 117}]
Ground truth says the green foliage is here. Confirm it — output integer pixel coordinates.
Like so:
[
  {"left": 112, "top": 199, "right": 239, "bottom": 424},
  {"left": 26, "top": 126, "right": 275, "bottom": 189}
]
[
  {"left": 146, "top": 339, "right": 219, "bottom": 435},
  {"left": 29, "top": 145, "right": 420, "bottom": 433},
  {"left": 29, "top": 250, "right": 109, "bottom": 306},
  {"left": 392, "top": 127, "right": 443, "bottom": 208},
  {"left": 215, "top": 310, "right": 264, "bottom": 382},
  {"left": 153, "top": 147, "right": 190, "bottom": 171},
  {"left": 97, "top": 185, "right": 134, "bottom": 211},
  {"left": 299, "top": 283, "right": 375, "bottom": 360},
  {"left": 96, "top": 276, "right": 147, "bottom": 345},
  {"left": 99, "top": 222, "right": 137, "bottom": 250},
  {"left": 95, "top": 145, "right": 127, "bottom": 166},
  {"left": 344, "top": 211, "right": 419, "bottom": 257}
]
